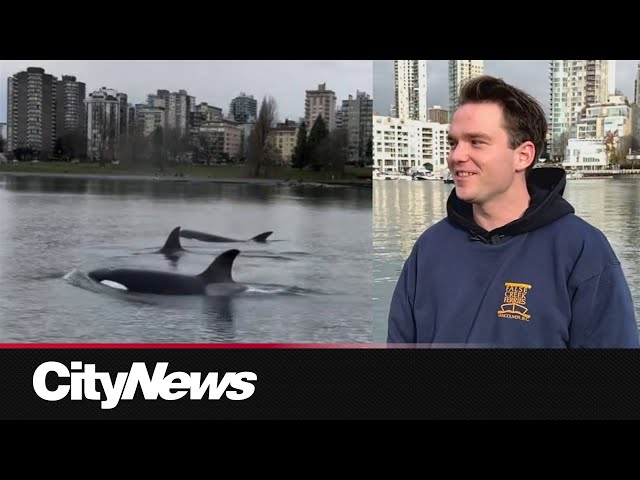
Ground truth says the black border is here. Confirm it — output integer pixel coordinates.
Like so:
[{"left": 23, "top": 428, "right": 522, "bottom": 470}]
[
  {"left": 7, "top": 11, "right": 637, "bottom": 60},
  {"left": 1, "top": 346, "right": 640, "bottom": 420}
]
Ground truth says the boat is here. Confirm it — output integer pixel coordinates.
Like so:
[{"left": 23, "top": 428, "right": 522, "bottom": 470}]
[
  {"left": 565, "top": 171, "right": 614, "bottom": 179},
  {"left": 443, "top": 173, "right": 454, "bottom": 184},
  {"left": 373, "top": 171, "right": 414, "bottom": 181},
  {"left": 414, "top": 173, "right": 441, "bottom": 181},
  {"left": 372, "top": 170, "right": 398, "bottom": 181}
]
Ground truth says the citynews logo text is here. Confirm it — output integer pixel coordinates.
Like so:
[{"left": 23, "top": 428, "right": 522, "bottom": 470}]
[{"left": 33, "top": 361, "right": 257, "bottom": 410}]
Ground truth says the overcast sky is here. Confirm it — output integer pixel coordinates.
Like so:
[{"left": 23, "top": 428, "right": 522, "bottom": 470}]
[
  {"left": 0, "top": 60, "right": 372, "bottom": 123},
  {"left": 373, "top": 60, "right": 640, "bottom": 117}
]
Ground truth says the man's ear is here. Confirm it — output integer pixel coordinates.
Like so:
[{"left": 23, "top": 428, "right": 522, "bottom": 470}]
[{"left": 515, "top": 141, "right": 536, "bottom": 172}]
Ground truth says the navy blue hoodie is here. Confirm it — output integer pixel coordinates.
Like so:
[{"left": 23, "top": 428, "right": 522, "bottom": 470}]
[{"left": 387, "top": 168, "right": 639, "bottom": 348}]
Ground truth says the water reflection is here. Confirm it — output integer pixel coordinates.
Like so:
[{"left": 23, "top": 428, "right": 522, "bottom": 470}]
[
  {"left": 1, "top": 174, "right": 372, "bottom": 209},
  {"left": 201, "top": 296, "right": 234, "bottom": 324},
  {"left": 4, "top": 174, "right": 91, "bottom": 193}
]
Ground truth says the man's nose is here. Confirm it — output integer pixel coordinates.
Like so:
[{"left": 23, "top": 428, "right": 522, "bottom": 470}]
[{"left": 448, "top": 142, "right": 469, "bottom": 163}]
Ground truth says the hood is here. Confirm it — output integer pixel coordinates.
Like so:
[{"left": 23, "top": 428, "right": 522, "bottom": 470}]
[{"left": 446, "top": 167, "right": 575, "bottom": 244}]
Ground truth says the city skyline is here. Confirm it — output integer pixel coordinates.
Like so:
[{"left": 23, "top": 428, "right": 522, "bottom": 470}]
[
  {"left": 374, "top": 60, "right": 640, "bottom": 117},
  {"left": 0, "top": 60, "right": 372, "bottom": 124}
]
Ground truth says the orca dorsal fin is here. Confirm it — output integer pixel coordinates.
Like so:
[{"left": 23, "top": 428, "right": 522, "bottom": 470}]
[
  {"left": 197, "top": 249, "right": 240, "bottom": 283},
  {"left": 250, "top": 231, "right": 273, "bottom": 242},
  {"left": 160, "top": 226, "right": 183, "bottom": 252}
]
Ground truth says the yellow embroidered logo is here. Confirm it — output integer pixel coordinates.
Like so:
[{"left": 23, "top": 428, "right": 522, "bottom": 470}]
[{"left": 497, "top": 282, "right": 532, "bottom": 321}]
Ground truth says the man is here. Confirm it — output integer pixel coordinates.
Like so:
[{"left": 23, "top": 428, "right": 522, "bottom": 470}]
[{"left": 387, "top": 75, "right": 639, "bottom": 348}]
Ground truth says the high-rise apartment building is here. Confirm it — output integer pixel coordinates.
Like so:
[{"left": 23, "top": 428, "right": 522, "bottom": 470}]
[
  {"left": 394, "top": 60, "right": 427, "bottom": 122},
  {"left": 305, "top": 83, "right": 337, "bottom": 131},
  {"left": 7, "top": 66, "right": 57, "bottom": 157},
  {"left": 448, "top": 60, "right": 484, "bottom": 114},
  {"left": 549, "top": 60, "right": 612, "bottom": 157}
]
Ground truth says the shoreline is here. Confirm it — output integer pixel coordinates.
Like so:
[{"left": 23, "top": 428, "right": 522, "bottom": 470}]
[{"left": 0, "top": 170, "right": 372, "bottom": 188}]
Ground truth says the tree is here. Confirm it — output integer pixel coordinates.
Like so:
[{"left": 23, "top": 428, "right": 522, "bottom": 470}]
[
  {"left": 164, "top": 128, "right": 189, "bottom": 165},
  {"left": 74, "top": 130, "right": 88, "bottom": 160},
  {"left": 552, "top": 132, "right": 569, "bottom": 162},
  {"left": 196, "top": 132, "right": 223, "bottom": 166},
  {"left": 151, "top": 126, "right": 165, "bottom": 169},
  {"left": 13, "top": 141, "right": 40, "bottom": 161},
  {"left": 604, "top": 130, "right": 619, "bottom": 166},
  {"left": 291, "top": 121, "right": 307, "bottom": 169},
  {"left": 364, "top": 136, "right": 373, "bottom": 166},
  {"left": 94, "top": 112, "right": 117, "bottom": 165},
  {"left": 247, "top": 96, "right": 277, "bottom": 177},
  {"left": 118, "top": 129, "right": 151, "bottom": 167},
  {"left": 0, "top": 133, "right": 5, "bottom": 153},
  {"left": 178, "top": 134, "right": 192, "bottom": 164},
  {"left": 54, "top": 137, "right": 65, "bottom": 158},
  {"left": 307, "top": 115, "right": 329, "bottom": 171},
  {"left": 55, "top": 131, "right": 86, "bottom": 160},
  {"left": 327, "top": 128, "right": 349, "bottom": 178},
  {"left": 423, "top": 162, "right": 433, "bottom": 171},
  {"left": 119, "top": 133, "right": 131, "bottom": 166}
]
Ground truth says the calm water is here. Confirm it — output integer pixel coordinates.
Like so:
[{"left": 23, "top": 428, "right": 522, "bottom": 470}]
[
  {"left": 373, "top": 176, "right": 640, "bottom": 341},
  {"left": 0, "top": 174, "right": 372, "bottom": 343}
]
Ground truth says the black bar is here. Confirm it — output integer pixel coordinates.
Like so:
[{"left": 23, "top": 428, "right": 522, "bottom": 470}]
[{"left": 1, "top": 348, "right": 639, "bottom": 420}]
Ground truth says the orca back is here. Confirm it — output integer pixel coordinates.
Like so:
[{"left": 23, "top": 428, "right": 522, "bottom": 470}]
[
  {"left": 180, "top": 229, "right": 234, "bottom": 242},
  {"left": 89, "top": 268, "right": 203, "bottom": 295}
]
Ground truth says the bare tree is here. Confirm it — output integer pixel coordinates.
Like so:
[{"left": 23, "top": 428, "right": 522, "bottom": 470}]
[
  {"left": 119, "top": 133, "right": 131, "bottom": 166},
  {"left": 198, "top": 133, "right": 212, "bottom": 166},
  {"left": 552, "top": 131, "right": 569, "bottom": 162},
  {"left": 165, "top": 128, "right": 189, "bottom": 165},
  {"left": 154, "top": 126, "right": 170, "bottom": 169},
  {"left": 197, "top": 132, "right": 223, "bottom": 165},
  {"left": 247, "top": 96, "right": 277, "bottom": 177},
  {"left": 130, "top": 131, "right": 151, "bottom": 167},
  {"left": 97, "top": 111, "right": 118, "bottom": 166},
  {"left": 604, "top": 130, "right": 619, "bottom": 165}
]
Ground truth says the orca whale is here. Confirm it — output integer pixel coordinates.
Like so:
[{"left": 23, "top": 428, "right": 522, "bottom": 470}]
[
  {"left": 88, "top": 249, "right": 244, "bottom": 295},
  {"left": 157, "top": 226, "right": 185, "bottom": 257},
  {"left": 180, "top": 229, "right": 273, "bottom": 243}
]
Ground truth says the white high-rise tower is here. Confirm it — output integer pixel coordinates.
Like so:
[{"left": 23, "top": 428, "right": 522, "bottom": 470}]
[
  {"left": 393, "top": 60, "right": 427, "bottom": 122},
  {"left": 448, "top": 60, "right": 484, "bottom": 115},
  {"left": 608, "top": 60, "right": 616, "bottom": 95},
  {"left": 549, "top": 60, "right": 611, "bottom": 158}
]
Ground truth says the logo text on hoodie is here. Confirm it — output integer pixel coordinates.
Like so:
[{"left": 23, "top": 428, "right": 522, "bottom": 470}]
[{"left": 497, "top": 282, "right": 532, "bottom": 321}]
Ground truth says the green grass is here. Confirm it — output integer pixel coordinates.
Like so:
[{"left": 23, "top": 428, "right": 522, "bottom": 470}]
[{"left": 0, "top": 161, "right": 372, "bottom": 184}]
